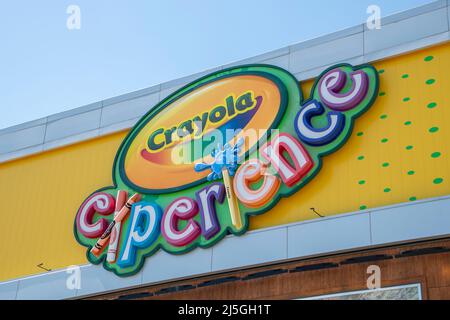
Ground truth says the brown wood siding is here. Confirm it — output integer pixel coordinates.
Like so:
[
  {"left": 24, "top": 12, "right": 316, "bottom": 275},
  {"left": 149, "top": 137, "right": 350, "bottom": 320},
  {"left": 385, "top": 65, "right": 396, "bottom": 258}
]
[{"left": 87, "top": 238, "right": 450, "bottom": 300}]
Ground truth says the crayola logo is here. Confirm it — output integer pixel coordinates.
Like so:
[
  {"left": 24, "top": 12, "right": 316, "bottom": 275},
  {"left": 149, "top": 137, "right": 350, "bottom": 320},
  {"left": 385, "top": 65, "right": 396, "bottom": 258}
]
[
  {"left": 145, "top": 91, "right": 260, "bottom": 153},
  {"left": 74, "top": 64, "right": 379, "bottom": 277},
  {"left": 119, "top": 73, "right": 288, "bottom": 193}
]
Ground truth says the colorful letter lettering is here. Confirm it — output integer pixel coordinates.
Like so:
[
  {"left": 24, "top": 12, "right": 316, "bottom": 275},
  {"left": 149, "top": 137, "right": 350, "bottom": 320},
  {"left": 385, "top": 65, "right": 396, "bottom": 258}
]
[
  {"left": 74, "top": 63, "right": 379, "bottom": 276},
  {"left": 295, "top": 100, "right": 345, "bottom": 146},
  {"left": 318, "top": 69, "right": 369, "bottom": 110},
  {"left": 118, "top": 202, "right": 162, "bottom": 268},
  {"left": 162, "top": 197, "right": 201, "bottom": 247},
  {"left": 195, "top": 183, "right": 225, "bottom": 240},
  {"left": 261, "top": 133, "right": 313, "bottom": 187},
  {"left": 76, "top": 192, "right": 115, "bottom": 238}
]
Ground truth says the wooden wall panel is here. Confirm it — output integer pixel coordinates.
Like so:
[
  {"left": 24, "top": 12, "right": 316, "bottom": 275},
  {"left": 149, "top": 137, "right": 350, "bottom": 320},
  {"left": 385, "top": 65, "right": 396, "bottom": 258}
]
[{"left": 89, "top": 238, "right": 450, "bottom": 300}]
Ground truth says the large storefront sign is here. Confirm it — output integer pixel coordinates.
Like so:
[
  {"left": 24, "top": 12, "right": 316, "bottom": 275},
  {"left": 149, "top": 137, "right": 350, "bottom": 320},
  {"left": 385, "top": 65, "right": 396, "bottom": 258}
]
[{"left": 74, "top": 64, "right": 379, "bottom": 276}]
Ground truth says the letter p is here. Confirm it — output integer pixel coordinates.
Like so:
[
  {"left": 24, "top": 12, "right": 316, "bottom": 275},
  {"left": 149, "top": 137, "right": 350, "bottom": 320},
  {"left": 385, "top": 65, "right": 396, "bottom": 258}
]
[{"left": 118, "top": 202, "right": 162, "bottom": 268}]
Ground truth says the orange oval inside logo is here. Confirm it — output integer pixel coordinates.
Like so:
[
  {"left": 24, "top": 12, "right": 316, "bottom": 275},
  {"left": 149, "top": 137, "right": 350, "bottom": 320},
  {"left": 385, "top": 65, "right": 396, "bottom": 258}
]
[{"left": 119, "top": 71, "right": 288, "bottom": 193}]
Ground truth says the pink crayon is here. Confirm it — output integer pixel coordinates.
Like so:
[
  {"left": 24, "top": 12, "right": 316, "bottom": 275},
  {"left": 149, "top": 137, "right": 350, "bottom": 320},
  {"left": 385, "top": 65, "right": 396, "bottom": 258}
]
[{"left": 106, "top": 190, "right": 128, "bottom": 263}]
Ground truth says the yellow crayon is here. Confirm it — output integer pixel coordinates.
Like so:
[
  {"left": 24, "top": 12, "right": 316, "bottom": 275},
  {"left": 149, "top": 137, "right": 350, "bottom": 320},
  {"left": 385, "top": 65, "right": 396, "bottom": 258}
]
[{"left": 222, "top": 168, "right": 243, "bottom": 231}]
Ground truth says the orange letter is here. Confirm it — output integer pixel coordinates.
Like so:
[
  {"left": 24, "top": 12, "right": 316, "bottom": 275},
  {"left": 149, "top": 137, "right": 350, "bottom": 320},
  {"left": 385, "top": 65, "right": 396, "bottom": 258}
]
[{"left": 260, "top": 133, "right": 313, "bottom": 187}]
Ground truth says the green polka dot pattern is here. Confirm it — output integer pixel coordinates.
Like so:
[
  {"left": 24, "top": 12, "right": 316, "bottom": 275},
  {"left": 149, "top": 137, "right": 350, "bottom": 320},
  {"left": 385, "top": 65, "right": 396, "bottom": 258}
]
[
  {"left": 346, "top": 49, "right": 448, "bottom": 213},
  {"left": 272, "top": 45, "right": 449, "bottom": 221}
]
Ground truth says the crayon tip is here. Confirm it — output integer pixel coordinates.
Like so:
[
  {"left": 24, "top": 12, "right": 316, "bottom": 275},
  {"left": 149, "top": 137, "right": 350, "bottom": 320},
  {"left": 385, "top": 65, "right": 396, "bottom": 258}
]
[{"left": 90, "top": 246, "right": 102, "bottom": 257}]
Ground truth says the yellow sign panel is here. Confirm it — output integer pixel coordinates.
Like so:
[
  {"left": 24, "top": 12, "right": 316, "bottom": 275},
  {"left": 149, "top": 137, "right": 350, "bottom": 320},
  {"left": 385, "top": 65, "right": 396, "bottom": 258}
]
[{"left": 0, "top": 43, "right": 448, "bottom": 282}]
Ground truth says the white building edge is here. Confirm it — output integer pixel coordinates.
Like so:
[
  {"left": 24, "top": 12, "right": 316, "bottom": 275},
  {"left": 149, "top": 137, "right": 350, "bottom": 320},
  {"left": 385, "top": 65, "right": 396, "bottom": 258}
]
[{"left": 0, "top": 0, "right": 449, "bottom": 299}]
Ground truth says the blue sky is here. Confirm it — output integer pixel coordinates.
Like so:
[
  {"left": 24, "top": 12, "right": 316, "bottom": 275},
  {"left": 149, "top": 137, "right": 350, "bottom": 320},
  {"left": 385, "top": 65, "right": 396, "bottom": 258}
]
[{"left": 0, "top": 0, "right": 434, "bottom": 129}]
